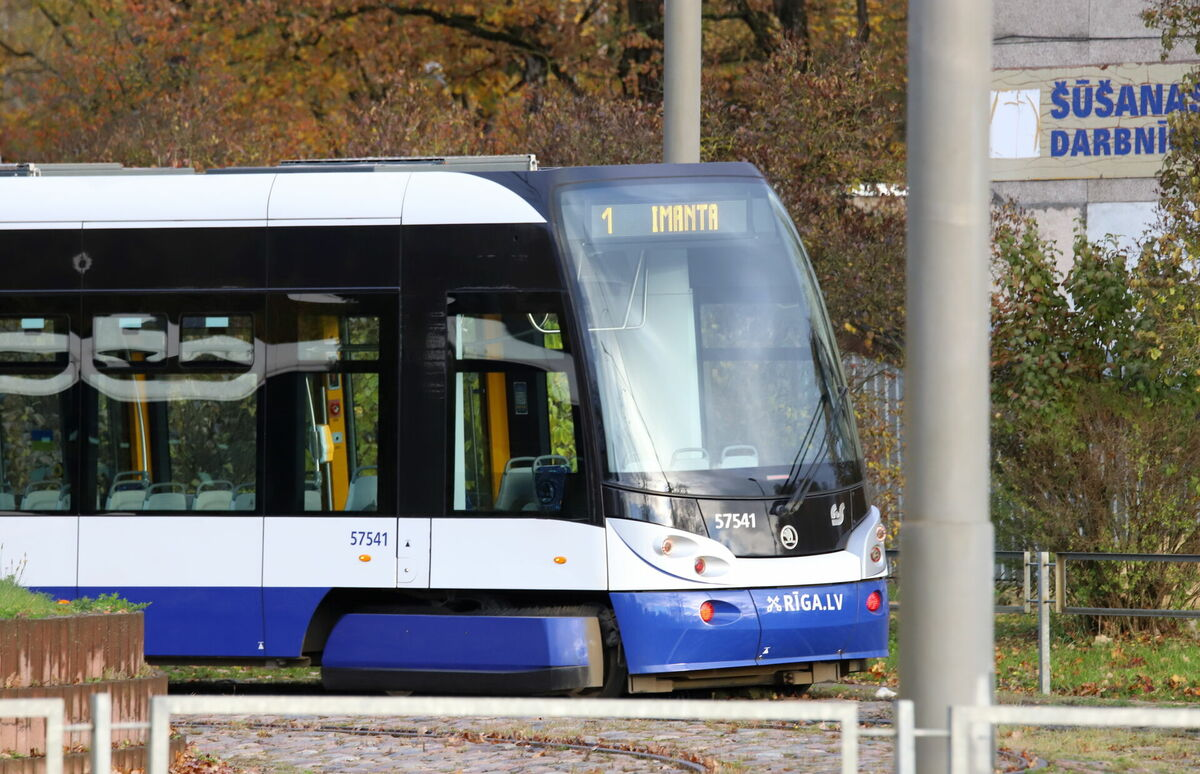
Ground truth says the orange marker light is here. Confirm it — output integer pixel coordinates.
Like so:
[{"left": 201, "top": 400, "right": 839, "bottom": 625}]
[
  {"left": 554, "top": 556, "right": 567, "bottom": 565},
  {"left": 358, "top": 554, "right": 371, "bottom": 562}
]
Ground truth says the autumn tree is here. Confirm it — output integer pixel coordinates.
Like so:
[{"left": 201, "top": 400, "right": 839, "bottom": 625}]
[{"left": 990, "top": 203, "right": 1200, "bottom": 631}]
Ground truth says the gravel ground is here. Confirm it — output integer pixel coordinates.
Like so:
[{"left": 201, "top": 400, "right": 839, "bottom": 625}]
[{"left": 179, "top": 699, "right": 899, "bottom": 773}]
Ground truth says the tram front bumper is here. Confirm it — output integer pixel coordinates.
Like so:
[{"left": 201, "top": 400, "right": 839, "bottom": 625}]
[{"left": 610, "top": 579, "right": 888, "bottom": 676}]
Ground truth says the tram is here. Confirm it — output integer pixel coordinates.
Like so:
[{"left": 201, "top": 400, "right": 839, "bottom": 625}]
[{"left": 0, "top": 156, "right": 887, "bottom": 694}]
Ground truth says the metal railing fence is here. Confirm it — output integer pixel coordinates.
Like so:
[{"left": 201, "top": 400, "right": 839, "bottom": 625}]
[
  {"left": 890, "top": 549, "right": 1200, "bottom": 693},
  {"left": 2, "top": 693, "right": 880, "bottom": 774},
  {"left": 949, "top": 703, "right": 1200, "bottom": 774},
  {"left": 11, "top": 691, "right": 1200, "bottom": 774}
]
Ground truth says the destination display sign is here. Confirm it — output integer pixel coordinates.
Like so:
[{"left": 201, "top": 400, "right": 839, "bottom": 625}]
[{"left": 589, "top": 200, "right": 748, "bottom": 238}]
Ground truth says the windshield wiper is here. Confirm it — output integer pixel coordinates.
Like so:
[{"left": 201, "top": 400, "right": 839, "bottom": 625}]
[{"left": 775, "top": 333, "right": 848, "bottom": 513}]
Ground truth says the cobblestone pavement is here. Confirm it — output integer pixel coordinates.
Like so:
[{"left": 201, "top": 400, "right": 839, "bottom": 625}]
[{"left": 180, "top": 700, "right": 897, "bottom": 773}]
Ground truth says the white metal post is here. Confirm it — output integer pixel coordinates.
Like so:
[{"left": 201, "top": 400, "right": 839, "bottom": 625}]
[
  {"left": 148, "top": 696, "right": 172, "bottom": 774},
  {"left": 1038, "top": 551, "right": 1052, "bottom": 694},
  {"left": 902, "top": 0, "right": 995, "bottom": 770},
  {"left": 90, "top": 692, "right": 112, "bottom": 774},
  {"left": 895, "top": 699, "right": 916, "bottom": 774},
  {"left": 663, "top": 0, "right": 701, "bottom": 163}
]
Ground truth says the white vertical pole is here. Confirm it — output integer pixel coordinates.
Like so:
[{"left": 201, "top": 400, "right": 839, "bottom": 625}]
[
  {"left": 902, "top": 0, "right": 995, "bottom": 770},
  {"left": 1038, "top": 551, "right": 1051, "bottom": 694},
  {"left": 663, "top": 0, "right": 701, "bottom": 163},
  {"left": 90, "top": 692, "right": 112, "bottom": 774},
  {"left": 45, "top": 704, "right": 64, "bottom": 774},
  {"left": 148, "top": 697, "right": 172, "bottom": 774}
]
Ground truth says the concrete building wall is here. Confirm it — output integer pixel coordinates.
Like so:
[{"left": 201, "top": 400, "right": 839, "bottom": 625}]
[{"left": 991, "top": 0, "right": 1194, "bottom": 260}]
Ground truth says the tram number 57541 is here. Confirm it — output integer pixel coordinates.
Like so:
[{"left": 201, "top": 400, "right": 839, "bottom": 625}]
[
  {"left": 350, "top": 530, "right": 389, "bottom": 547},
  {"left": 714, "top": 513, "right": 756, "bottom": 530}
]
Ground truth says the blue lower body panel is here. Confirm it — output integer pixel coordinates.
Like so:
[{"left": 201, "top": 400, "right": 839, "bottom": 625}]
[
  {"left": 321, "top": 614, "right": 601, "bottom": 693},
  {"left": 611, "top": 580, "right": 888, "bottom": 675},
  {"left": 76, "top": 586, "right": 265, "bottom": 658}
]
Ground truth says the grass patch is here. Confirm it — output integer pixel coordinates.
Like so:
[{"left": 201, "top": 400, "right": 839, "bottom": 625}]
[
  {"left": 163, "top": 664, "right": 321, "bottom": 684},
  {"left": 0, "top": 575, "right": 147, "bottom": 619},
  {"left": 856, "top": 613, "right": 1200, "bottom": 702}
]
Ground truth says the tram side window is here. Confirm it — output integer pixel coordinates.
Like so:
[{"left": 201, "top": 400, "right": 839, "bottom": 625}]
[
  {"left": 89, "top": 313, "right": 259, "bottom": 513},
  {"left": 0, "top": 316, "right": 74, "bottom": 512},
  {"left": 290, "top": 310, "right": 383, "bottom": 513},
  {"left": 449, "top": 302, "right": 583, "bottom": 516}
]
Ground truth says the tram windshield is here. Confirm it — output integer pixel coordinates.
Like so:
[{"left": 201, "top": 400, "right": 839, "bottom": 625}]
[{"left": 556, "top": 177, "right": 863, "bottom": 498}]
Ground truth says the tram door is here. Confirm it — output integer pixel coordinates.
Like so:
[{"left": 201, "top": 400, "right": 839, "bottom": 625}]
[
  {"left": 432, "top": 291, "right": 601, "bottom": 591},
  {"left": 448, "top": 296, "right": 582, "bottom": 516}
]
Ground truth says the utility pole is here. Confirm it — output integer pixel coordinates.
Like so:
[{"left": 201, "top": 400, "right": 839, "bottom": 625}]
[
  {"left": 902, "top": 0, "right": 995, "bottom": 771},
  {"left": 663, "top": 0, "right": 701, "bottom": 164}
]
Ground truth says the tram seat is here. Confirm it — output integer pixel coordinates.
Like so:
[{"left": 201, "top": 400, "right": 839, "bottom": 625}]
[
  {"left": 719, "top": 445, "right": 759, "bottom": 469},
  {"left": 232, "top": 483, "right": 256, "bottom": 511},
  {"left": 345, "top": 467, "right": 378, "bottom": 511},
  {"left": 20, "top": 481, "right": 63, "bottom": 511},
  {"left": 146, "top": 482, "right": 187, "bottom": 511},
  {"left": 495, "top": 457, "right": 535, "bottom": 512},
  {"left": 194, "top": 480, "right": 234, "bottom": 511},
  {"left": 669, "top": 447, "right": 711, "bottom": 471},
  {"left": 107, "top": 471, "right": 149, "bottom": 511},
  {"left": 0, "top": 487, "right": 14, "bottom": 510}
]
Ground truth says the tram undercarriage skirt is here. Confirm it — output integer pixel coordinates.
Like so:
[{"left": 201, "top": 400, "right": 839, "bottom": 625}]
[{"left": 319, "top": 613, "right": 604, "bottom": 693}]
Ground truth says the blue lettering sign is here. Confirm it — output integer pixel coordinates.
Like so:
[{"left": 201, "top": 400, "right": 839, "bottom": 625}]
[
  {"left": 1050, "top": 81, "right": 1070, "bottom": 119},
  {"left": 1050, "top": 130, "right": 1070, "bottom": 157},
  {"left": 1115, "top": 85, "right": 1138, "bottom": 117},
  {"left": 1094, "top": 80, "right": 1114, "bottom": 118},
  {"left": 1140, "top": 84, "right": 1164, "bottom": 116},
  {"left": 1114, "top": 128, "right": 1132, "bottom": 155},
  {"left": 1070, "top": 129, "right": 1092, "bottom": 156},
  {"left": 1072, "top": 79, "right": 1093, "bottom": 118}
]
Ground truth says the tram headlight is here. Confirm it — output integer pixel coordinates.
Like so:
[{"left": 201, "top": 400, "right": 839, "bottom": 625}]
[
  {"left": 874, "top": 523, "right": 887, "bottom": 542},
  {"left": 661, "top": 537, "right": 675, "bottom": 555}
]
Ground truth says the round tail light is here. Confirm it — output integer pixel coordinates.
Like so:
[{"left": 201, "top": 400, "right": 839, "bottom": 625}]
[
  {"left": 699, "top": 601, "right": 715, "bottom": 623},
  {"left": 694, "top": 557, "right": 706, "bottom": 575},
  {"left": 870, "top": 545, "right": 882, "bottom": 563},
  {"left": 865, "top": 590, "right": 882, "bottom": 612}
]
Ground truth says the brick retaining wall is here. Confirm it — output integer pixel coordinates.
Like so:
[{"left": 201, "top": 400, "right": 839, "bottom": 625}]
[{"left": 0, "top": 612, "right": 178, "bottom": 772}]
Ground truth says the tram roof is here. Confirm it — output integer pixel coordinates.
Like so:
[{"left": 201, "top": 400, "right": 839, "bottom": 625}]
[{"left": 0, "top": 157, "right": 546, "bottom": 229}]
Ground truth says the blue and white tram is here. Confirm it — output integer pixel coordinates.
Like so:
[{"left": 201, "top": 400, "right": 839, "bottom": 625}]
[{"left": 0, "top": 157, "right": 887, "bottom": 694}]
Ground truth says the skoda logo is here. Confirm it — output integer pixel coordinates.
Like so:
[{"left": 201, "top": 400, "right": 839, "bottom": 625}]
[{"left": 780, "top": 524, "right": 799, "bottom": 550}]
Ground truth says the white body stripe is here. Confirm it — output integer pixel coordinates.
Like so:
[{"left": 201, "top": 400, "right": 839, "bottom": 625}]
[
  {"left": 606, "top": 517, "right": 870, "bottom": 591},
  {"left": 429, "top": 518, "right": 606, "bottom": 590},
  {"left": 262, "top": 517, "right": 429, "bottom": 588},
  {"left": 78, "top": 516, "right": 262, "bottom": 587},
  {"left": 0, "top": 170, "right": 543, "bottom": 229},
  {"left": 0, "top": 516, "right": 78, "bottom": 587}
]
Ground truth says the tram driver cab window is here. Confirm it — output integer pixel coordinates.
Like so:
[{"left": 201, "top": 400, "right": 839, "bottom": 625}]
[{"left": 448, "top": 294, "right": 584, "bottom": 516}]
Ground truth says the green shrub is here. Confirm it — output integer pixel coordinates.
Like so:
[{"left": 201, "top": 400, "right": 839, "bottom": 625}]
[{"left": 0, "top": 575, "right": 147, "bottom": 619}]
